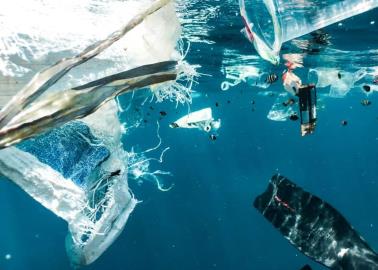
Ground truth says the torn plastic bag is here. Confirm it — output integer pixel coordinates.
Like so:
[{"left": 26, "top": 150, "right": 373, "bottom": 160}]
[
  {"left": 0, "top": 0, "right": 185, "bottom": 266},
  {"left": 0, "top": 106, "right": 137, "bottom": 266},
  {"left": 308, "top": 68, "right": 367, "bottom": 97}
]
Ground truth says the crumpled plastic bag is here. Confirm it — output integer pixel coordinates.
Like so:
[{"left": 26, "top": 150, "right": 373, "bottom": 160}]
[{"left": 309, "top": 68, "right": 366, "bottom": 97}]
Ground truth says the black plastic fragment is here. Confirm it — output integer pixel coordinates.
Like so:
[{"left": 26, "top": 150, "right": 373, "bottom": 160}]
[
  {"left": 254, "top": 175, "right": 378, "bottom": 270},
  {"left": 363, "top": 85, "right": 371, "bottom": 92},
  {"left": 300, "top": 264, "right": 312, "bottom": 270}
]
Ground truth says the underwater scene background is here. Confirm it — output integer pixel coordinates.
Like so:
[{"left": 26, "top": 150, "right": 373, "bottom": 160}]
[{"left": 0, "top": 1, "right": 378, "bottom": 270}]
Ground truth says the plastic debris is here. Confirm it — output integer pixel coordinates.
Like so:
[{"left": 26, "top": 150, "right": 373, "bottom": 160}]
[
  {"left": 289, "top": 114, "right": 299, "bottom": 121},
  {"left": 298, "top": 85, "right": 317, "bottom": 136},
  {"left": 308, "top": 68, "right": 367, "bottom": 97},
  {"left": 254, "top": 175, "right": 378, "bottom": 269},
  {"left": 283, "top": 70, "right": 302, "bottom": 96},
  {"left": 0, "top": 0, "right": 181, "bottom": 149},
  {"left": 170, "top": 107, "right": 221, "bottom": 133},
  {"left": 363, "top": 85, "right": 371, "bottom": 92},
  {"left": 267, "top": 93, "right": 296, "bottom": 122},
  {"left": 239, "top": 0, "right": 378, "bottom": 63},
  {"left": 0, "top": 0, "right": 189, "bottom": 266},
  {"left": 0, "top": 117, "right": 137, "bottom": 266}
]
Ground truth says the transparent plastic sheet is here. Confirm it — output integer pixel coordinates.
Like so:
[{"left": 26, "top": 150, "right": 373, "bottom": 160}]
[
  {"left": 267, "top": 92, "right": 295, "bottom": 121},
  {"left": 308, "top": 68, "right": 367, "bottom": 97},
  {"left": 0, "top": 0, "right": 192, "bottom": 266},
  {"left": 239, "top": 0, "right": 378, "bottom": 63},
  {"left": 220, "top": 49, "right": 270, "bottom": 91}
]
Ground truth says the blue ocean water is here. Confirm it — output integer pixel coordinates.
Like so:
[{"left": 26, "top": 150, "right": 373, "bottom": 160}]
[{"left": 1, "top": 3, "right": 378, "bottom": 270}]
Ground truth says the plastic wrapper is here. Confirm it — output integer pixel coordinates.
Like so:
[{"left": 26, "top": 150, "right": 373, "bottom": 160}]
[
  {"left": 0, "top": 0, "right": 187, "bottom": 266},
  {"left": 309, "top": 68, "right": 366, "bottom": 97}
]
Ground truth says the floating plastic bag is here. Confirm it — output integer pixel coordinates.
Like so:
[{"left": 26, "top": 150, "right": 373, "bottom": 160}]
[
  {"left": 0, "top": 103, "right": 137, "bottom": 266},
  {"left": 309, "top": 68, "right": 367, "bottom": 97},
  {"left": 239, "top": 0, "right": 378, "bottom": 63},
  {"left": 0, "top": 0, "right": 188, "bottom": 266}
]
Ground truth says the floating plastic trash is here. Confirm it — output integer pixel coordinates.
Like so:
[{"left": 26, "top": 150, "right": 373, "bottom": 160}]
[
  {"left": 0, "top": 0, "right": 180, "bottom": 149},
  {"left": 0, "top": 0, "right": 191, "bottom": 266},
  {"left": 298, "top": 85, "right": 317, "bottom": 136},
  {"left": 0, "top": 116, "right": 137, "bottom": 266},
  {"left": 254, "top": 174, "right": 378, "bottom": 269},
  {"left": 308, "top": 68, "right": 367, "bottom": 97},
  {"left": 283, "top": 70, "right": 302, "bottom": 96},
  {"left": 239, "top": 0, "right": 378, "bottom": 64},
  {"left": 170, "top": 108, "right": 221, "bottom": 133},
  {"left": 267, "top": 92, "right": 296, "bottom": 122}
]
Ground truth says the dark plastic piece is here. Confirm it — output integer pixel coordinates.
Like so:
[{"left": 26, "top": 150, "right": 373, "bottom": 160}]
[
  {"left": 298, "top": 85, "right": 317, "bottom": 136},
  {"left": 300, "top": 264, "right": 312, "bottom": 270},
  {"left": 254, "top": 175, "right": 378, "bottom": 270}
]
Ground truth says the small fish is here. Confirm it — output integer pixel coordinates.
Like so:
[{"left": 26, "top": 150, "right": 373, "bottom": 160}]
[
  {"left": 265, "top": 73, "right": 278, "bottom": 84},
  {"left": 209, "top": 134, "right": 217, "bottom": 141},
  {"left": 289, "top": 114, "right": 299, "bottom": 121},
  {"left": 215, "top": 102, "right": 219, "bottom": 107},
  {"left": 338, "top": 72, "right": 342, "bottom": 79},
  {"left": 361, "top": 99, "right": 372, "bottom": 106},
  {"left": 110, "top": 170, "right": 121, "bottom": 177},
  {"left": 363, "top": 85, "right": 371, "bottom": 92},
  {"left": 341, "top": 120, "right": 348, "bottom": 126},
  {"left": 160, "top": 111, "right": 167, "bottom": 116},
  {"left": 143, "top": 119, "right": 148, "bottom": 123},
  {"left": 310, "top": 30, "right": 321, "bottom": 37},
  {"left": 283, "top": 98, "right": 295, "bottom": 107},
  {"left": 227, "top": 100, "right": 231, "bottom": 104},
  {"left": 149, "top": 106, "right": 154, "bottom": 110},
  {"left": 308, "top": 48, "right": 321, "bottom": 54},
  {"left": 311, "top": 30, "right": 331, "bottom": 45},
  {"left": 147, "top": 112, "right": 151, "bottom": 116}
]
